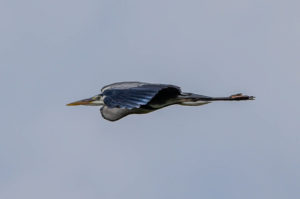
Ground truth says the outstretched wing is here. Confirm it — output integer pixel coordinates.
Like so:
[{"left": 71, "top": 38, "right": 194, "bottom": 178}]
[{"left": 102, "top": 83, "right": 181, "bottom": 109}]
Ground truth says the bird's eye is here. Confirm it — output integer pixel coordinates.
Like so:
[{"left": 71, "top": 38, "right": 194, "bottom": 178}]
[
  {"left": 95, "top": 95, "right": 102, "bottom": 100},
  {"left": 92, "top": 96, "right": 100, "bottom": 100}
]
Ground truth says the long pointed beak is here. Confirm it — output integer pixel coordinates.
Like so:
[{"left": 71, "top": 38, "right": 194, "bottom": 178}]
[{"left": 66, "top": 97, "right": 95, "bottom": 106}]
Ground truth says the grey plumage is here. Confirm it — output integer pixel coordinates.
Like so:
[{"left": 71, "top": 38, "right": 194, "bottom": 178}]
[
  {"left": 67, "top": 81, "right": 255, "bottom": 121},
  {"left": 102, "top": 82, "right": 180, "bottom": 109}
]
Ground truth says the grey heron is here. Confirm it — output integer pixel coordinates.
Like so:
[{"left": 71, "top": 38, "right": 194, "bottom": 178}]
[{"left": 67, "top": 81, "right": 255, "bottom": 121}]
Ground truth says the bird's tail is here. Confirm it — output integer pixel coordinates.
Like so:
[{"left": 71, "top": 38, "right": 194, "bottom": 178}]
[{"left": 178, "top": 93, "right": 255, "bottom": 106}]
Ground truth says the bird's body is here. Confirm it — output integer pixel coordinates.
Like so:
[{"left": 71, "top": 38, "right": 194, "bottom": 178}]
[{"left": 67, "top": 81, "right": 255, "bottom": 121}]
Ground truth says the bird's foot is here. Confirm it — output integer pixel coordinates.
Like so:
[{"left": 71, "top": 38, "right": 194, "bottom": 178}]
[{"left": 230, "top": 93, "right": 255, "bottom": 100}]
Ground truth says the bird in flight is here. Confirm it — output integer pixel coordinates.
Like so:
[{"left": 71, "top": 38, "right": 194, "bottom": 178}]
[{"left": 67, "top": 81, "right": 255, "bottom": 121}]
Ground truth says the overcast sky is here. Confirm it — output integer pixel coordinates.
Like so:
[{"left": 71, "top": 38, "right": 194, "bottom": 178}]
[{"left": 1, "top": 0, "right": 300, "bottom": 198}]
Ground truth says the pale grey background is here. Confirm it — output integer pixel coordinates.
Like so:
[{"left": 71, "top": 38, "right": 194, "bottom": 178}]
[{"left": 1, "top": 0, "right": 299, "bottom": 198}]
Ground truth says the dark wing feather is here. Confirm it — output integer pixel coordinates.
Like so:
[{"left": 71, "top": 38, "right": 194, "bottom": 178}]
[{"left": 102, "top": 84, "right": 180, "bottom": 109}]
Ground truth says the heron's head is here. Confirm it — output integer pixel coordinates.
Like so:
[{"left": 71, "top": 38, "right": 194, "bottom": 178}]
[{"left": 66, "top": 94, "right": 104, "bottom": 106}]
